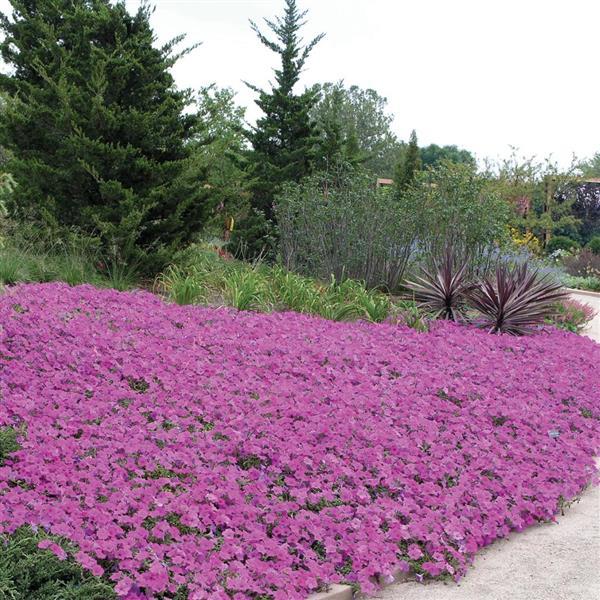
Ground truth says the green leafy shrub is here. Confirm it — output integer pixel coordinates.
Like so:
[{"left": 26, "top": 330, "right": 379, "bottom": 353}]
[
  {"left": 586, "top": 236, "right": 600, "bottom": 255},
  {"left": 275, "top": 167, "right": 416, "bottom": 290},
  {"left": 405, "top": 161, "right": 511, "bottom": 268},
  {"left": 560, "top": 275, "right": 600, "bottom": 292},
  {"left": 545, "top": 235, "right": 580, "bottom": 255}
]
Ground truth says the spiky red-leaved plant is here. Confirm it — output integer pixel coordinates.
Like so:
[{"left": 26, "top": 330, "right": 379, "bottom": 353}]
[
  {"left": 468, "top": 263, "right": 567, "bottom": 335},
  {"left": 404, "top": 248, "right": 472, "bottom": 321}
]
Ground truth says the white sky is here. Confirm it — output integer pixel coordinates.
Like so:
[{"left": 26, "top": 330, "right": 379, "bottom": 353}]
[{"left": 2, "top": 0, "right": 599, "bottom": 166}]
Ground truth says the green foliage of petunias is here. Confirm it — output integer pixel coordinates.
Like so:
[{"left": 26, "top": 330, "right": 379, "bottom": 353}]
[
  {"left": 0, "top": 426, "right": 19, "bottom": 466},
  {"left": 0, "top": 527, "right": 116, "bottom": 599}
]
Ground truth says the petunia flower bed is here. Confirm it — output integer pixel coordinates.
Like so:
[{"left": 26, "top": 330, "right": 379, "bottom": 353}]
[{"left": 0, "top": 283, "right": 598, "bottom": 599}]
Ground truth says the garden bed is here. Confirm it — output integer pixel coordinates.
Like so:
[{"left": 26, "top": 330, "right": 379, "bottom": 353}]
[{"left": 0, "top": 283, "right": 598, "bottom": 599}]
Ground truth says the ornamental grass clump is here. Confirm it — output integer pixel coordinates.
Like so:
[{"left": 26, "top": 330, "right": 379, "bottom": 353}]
[
  {"left": 0, "top": 283, "right": 598, "bottom": 599},
  {"left": 157, "top": 249, "right": 395, "bottom": 323},
  {"left": 155, "top": 265, "right": 207, "bottom": 305}
]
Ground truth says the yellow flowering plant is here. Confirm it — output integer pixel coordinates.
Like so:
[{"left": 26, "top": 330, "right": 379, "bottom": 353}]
[{"left": 510, "top": 227, "right": 542, "bottom": 256}]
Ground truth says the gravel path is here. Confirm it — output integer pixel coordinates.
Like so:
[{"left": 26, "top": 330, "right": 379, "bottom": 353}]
[{"left": 377, "top": 289, "right": 600, "bottom": 600}]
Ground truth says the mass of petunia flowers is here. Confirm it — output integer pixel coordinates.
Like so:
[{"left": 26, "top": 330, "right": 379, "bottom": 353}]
[{"left": 0, "top": 283, "right": 599, "bottom": 599}]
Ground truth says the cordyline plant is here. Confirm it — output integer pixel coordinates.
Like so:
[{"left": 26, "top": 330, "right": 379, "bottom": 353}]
[
  {"left": 468, "top": 263, "right": 567, "bottom": 335},
  {"left": 404, "top": 249, "right": 471, "bottom": 321}
]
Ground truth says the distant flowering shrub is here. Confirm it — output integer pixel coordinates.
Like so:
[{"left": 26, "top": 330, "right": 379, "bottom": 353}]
[
  {"left": 0, "top": 283, "right": 598, "bottom": 599},
  {"left": 548, "top": 298, "right": 597, "bottom": 333}
]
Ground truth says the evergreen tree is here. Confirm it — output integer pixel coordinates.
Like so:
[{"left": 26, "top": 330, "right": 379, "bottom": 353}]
[
  {"left": 0, "top": 0, "right": 207, "bottom": 272},
  {"left": 395, "top": 129, "right": 422, "bottom": 195},
  {"left": 245, "top": 0, "right": 324, "bottom": 221}
]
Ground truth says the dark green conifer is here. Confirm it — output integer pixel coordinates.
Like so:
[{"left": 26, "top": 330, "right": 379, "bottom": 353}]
[
  {"left": 0, "top": 0, "right": 207, "bottom": 271},
  {"left": 395, "top": 129, "right": 422, "bottom": 195},
  {"left": 245, "top": 0, "right": 324, "bottom": 220}
]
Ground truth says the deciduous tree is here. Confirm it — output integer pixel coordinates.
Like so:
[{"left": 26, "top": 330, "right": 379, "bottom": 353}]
[
  {"left": 420, "top": 143, "right": 475, "bottom": 168},
  {"left": 311, "top": 82, "right": 402, "bottom": 176}
]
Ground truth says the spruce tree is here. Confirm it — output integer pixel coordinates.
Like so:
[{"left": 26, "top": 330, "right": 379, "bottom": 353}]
[
  {"left": 395, "top": 129, "right": 422, "bottom": 195},
  {"left": 0, "top": 0, "right": 207, "bottom": 272},
  {"left": 245, "top": 0, "right": 324, "bottom": 221}
]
